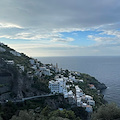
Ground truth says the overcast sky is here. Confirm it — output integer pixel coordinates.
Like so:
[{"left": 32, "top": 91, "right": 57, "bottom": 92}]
[{"left": 0, "top": 0, "right": 120, "bottom": 57}]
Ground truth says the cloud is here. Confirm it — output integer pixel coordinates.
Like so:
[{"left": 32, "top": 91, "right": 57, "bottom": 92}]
[
  {"left": 0, "top": 0, "right": 120, "bottom": 30},
  {"left": 51, "top": 37, "right": 74, "bottom": 43},
  {"left": 100, "top": 30, "right": 120, "bottom": 38},
  {"left": 0, "top": 0, "right": 120, "bottom": 41},
  {"left": 9, "top": 43, "right": 78, "bottom": 50},
  {"left": 0, "top": 23, "right": 22, "bottom": 28},
  {"left": 1, "top": 0, "right": 120, "bottom": 56},
  {"left": 88, "top": 35, "right": 116, "bottom": 42}
]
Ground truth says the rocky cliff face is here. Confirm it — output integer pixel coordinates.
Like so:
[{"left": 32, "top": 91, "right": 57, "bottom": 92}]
[
  {"left": 0, "top": 59, "right": 12, "bottom": 101},
  {"left": 0, "top": 43, "right": 50, "bottom": 101},
  {"left": 0, "top": 58, "right": 47, "bottom": 101}
]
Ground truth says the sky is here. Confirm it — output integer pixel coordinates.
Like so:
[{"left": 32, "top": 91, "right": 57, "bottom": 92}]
[{"left": 0, "top": 0, "right": 120, "bottom": 57}]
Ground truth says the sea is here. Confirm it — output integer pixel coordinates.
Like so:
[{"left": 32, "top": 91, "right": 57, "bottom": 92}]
[{"left": 36, "top": 56, "right": 120, "bottom": 106}]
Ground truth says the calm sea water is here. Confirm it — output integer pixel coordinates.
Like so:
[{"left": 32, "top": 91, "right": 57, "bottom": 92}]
[{"left": 36, "top": 56, "right": 120, "bottom": 106}]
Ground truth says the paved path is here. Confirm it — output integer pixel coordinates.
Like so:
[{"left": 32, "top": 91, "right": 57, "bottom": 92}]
[
  {"left": 22, "top": 94, "right": 54, "bottom": 101},
  {"left": 0, "top": 94, "right": 55, "bottom": 103}
]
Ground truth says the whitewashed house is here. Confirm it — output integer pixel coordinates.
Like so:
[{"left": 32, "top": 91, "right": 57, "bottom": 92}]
[
  {"left": 67, "top": 90, "right": 73, "bottom": 97},
  {"left": 43, "top": 69, "right": 51, "bottom": 76},
  {"left": 75, "top": 86, "right": 84, "bottom": 97},
  {"left": 39, "top": 67, "right": 46, "bottom": 71},
  {"left": 87, "top": 100, "right": 95, "bottom": 106},
  {"left": 49, "top": 80, "right": 59, "bottom": 94},
  {"left": 0, "top": 42, "right": 4, "bottom": 46},
  {"left": 69, "top": 76, "right": 76, "bottom": 81},
  {"left": 0, "top": 47, "right": 6, "bottom": 52},
  {"left": 35, "top": 70, "right": 42, "bottom": 77},
  {"left": 5, "top": 60, "right": 14, "bottom": 65},
  {"left": 79, "top": 79, "right": 84, "bottom": 82},
  {"left": 89, "top": 84, "right": 96, "bottom": 89},
  {"left": 31, "top": 65, "right": 37, "bottom": 70},
  {"left": 77, "top": 97, "right": 83, "bottom": 107},
  {"left": 56, "top": 78, "right": 66, "bottom": 93},
  {"left": 49, "top": 78, "right": 67, "bottom": 94},
  {"left": 17, "top": 64, "right": 24, "bottom": 72},
  {"left": 85, "top": 95, "right": 93, "bottom": 101},
  {"left": 82, "top": 103, "right": 87, "bottom": 107},
  {"left": 85, "top": 105, "right": 93, "bottom": 113},
  {"left": 10, "top": 50, "right": 21, "bottom": 56},
  {"left": 29, "top": 59, "right": 35, "bottom": 65},
  {"left": 55, "top": 63, "right": 59, "bottom": 73},
  {"left": 67, "top": 90, "right": 76, "bottom": 104}
]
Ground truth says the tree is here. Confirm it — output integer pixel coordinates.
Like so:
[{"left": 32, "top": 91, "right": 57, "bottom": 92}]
[
  {"left": 48, "top": 109, "right": 76, "bottom": 120},
  {"left": 49, "top": 116, "right": 70, "bottom": 120},
  {"left": 10, "top": 110, "right": 35, "bottom": 120},
  {"left": 71, "top": 107, "right": 88, "bottom": 120},
  {"left": 64, "top": 70, "right": 69, "bottom": 77},
  {"left": 1, "top": 102, "right": 17, "bottom": 120},
  {"left": 91, "top": 103, "right": 120, "bottom": 120},
  {"left": 0, "top": 116, "right": 3, "bottom": 120},
  {"left": 40, "top": 106, "right": 51, "bottom": 117}
]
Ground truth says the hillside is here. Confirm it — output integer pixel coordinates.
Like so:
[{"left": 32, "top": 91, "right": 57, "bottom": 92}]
[
  {"left": 0, "top": 43, "right": 107, "bottom": 120},
  {"left": 0, "top": 43, "right": 50, "bottom": 101},
  {"left": 0, "top": 42, "right": 107, "bottom": 101}
]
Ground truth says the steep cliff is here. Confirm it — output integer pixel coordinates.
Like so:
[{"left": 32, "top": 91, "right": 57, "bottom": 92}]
[{"left": 0, "top": 43, "right": 49, "bottom": 101}]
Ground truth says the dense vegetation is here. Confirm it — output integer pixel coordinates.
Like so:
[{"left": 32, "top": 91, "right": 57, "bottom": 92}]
[
  {"left": 91, "top": 103, "right": 120, "bottom": 120},
  {"left": 0, "top": 97, "right": 79, "bottom": 120},
  {"left": 1, "top": 102, "right": 120, "bottom": 120},
  {"left": 9, "top": 107, "right": 81, "bottom": 120}
]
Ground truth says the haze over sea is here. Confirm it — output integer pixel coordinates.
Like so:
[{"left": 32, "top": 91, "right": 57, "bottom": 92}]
[{"left": 37, "top": 56, "right": 120, "bottom": 106}]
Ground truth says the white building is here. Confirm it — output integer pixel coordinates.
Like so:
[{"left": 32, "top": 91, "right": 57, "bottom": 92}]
[
  {"left": 0, "top": 42, "right": 4, "bottom": 46},
  {"left": 39, "top": 67, "right": 46, "bottom": 71},
  {"left": 69, "top": 76, "right": 76, "bottom": 81},
  {"left": 31, "top": 65, "right": 37, "bottom": 70},
  {"left": 85, "top": 105, "right": 93, "bottom": 113},
  {"left": 67, "top": 90, "right": 76, "bottom": 104},
  {"left": 56, "top": 78, "right": 67, "bottom": 93},
  {"left": 55, "top": 63, "right": 59, "bottom": 73},
  {"left": 87, "top": 100, "right": 95, "bottom": 106},
  {"left": 63, "top": 77, "right": 68, "bottom": 81},
  {"left": 75, "top": 72, "right": 81, "bottom": 76},
  {"left": 67, "top": 90, "right": 73, "bottom": 97},
  {"left": 49, "top": 78, "right": 67, "bottom": 94},
  {"left": 17, "top": 64, "right": 24, "bottom": 72},
  {"left": 10, "top": 50, "right": 21, "bottom": 56},
  {"left": 75, "top": 86, "right": 84, "bottom": 97},
  {"left": 49, "top": 80, "right": 59, "bottom": 94},
  {"left": 85, "top": 95, "right": 93, "bottom": 101},
  {"left": 77, "top": 97, "right": 83, "bottom": 107},
  {"left": 29, "top": 59, "right": 35, "bottom": 65},
  {"left": 43, "top": 69, "right": 51, "bottom": 76},
  {"left": 49, "top": 63, "right": 59, "bottom": 73},
  {"left": 82, "top": 103, "right": 87, "bottom": 107},
  {"left": 79, "top": 79, "right": 84, "bottom": 82},
  {"left": 35, "top": 70, "right": 42, "bottom": 77},
  {"left": 0, "top": 47, "right": 6, "bottom": 52},
  {"left": 5, "top": 60, "right": 14, "bottom": 65},
  {"left": 89, "top": 84, "right": 96, "bottom": 89},
  {"left": 75, "top": 86, "right": 84, "bottom": 107}
]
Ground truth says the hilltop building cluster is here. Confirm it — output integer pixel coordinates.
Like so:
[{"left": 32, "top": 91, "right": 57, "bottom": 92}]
[
  {"left": 29, "top": 59, "right": 59, "bottom": 77},
  {"left": 49, "top": 73, "right": 95, "bottom": 113},
  {"left": 28, "top": 58, "right": 95, "bottom": 113}
]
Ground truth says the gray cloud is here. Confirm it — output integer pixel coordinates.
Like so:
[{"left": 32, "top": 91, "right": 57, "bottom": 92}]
[
  {"left": 1, "top": 0, "right": 120, "bottom": 56},
  {"left": 0, "top": 0, "right": 120, "bottom": 29},
  {"left": 51, "top": 37, "right": 74, "bottom": 43},
  {"left": 0, "top": 0, "right": 120, "bottom": 41}
]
